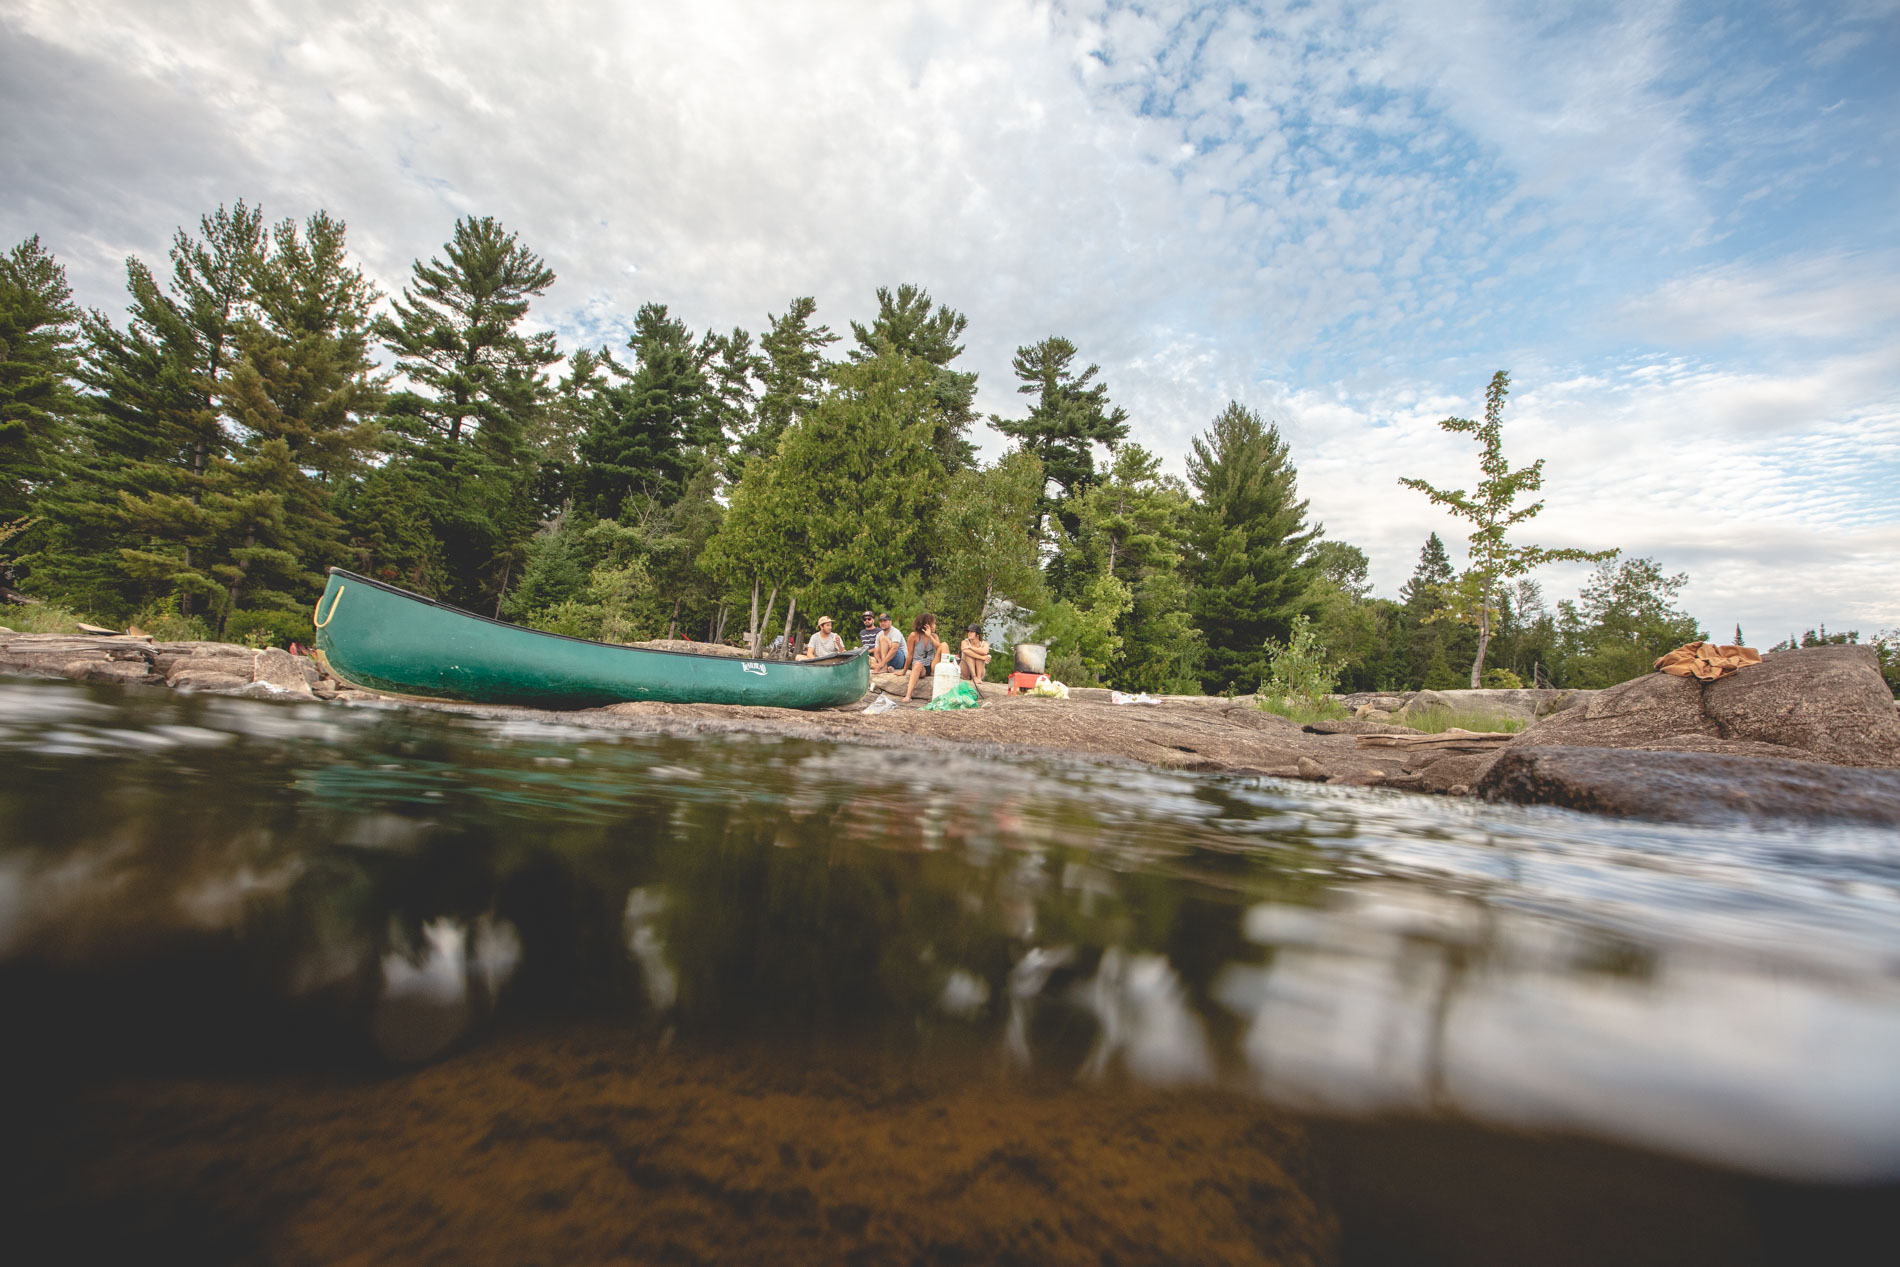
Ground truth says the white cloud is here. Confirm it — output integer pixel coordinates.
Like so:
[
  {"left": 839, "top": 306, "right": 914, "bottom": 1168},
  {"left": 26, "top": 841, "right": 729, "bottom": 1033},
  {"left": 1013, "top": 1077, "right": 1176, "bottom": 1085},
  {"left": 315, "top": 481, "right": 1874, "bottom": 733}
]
[{"left": 1, "top": 0, "right": 1894, "bottom": 636}]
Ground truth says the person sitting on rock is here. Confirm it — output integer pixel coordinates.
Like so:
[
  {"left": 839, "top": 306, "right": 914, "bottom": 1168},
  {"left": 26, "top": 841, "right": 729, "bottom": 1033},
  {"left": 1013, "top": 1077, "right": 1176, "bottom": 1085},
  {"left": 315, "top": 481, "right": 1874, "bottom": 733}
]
[
  {"left": 901, "top": 612, "right": 940, "bottom": 701},
  {"left": 960, "top": 624, "right": 991, "bottom": 683},
  {"left": 798, "top": 616, "right": 846, "bottom": 660},
  {"left": 871, "top": 612, "right": 907, "bottom": 673},
  {"left": 857, "top": 610, "right": 880, "bottom": 653}
]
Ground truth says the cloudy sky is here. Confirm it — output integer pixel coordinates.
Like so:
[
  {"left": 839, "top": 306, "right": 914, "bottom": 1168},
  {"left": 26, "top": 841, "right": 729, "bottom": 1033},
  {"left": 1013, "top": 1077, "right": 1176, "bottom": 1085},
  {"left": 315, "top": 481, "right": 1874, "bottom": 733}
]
[{"left": 4, "top": 0, "right": 1896, "bottom": 639}]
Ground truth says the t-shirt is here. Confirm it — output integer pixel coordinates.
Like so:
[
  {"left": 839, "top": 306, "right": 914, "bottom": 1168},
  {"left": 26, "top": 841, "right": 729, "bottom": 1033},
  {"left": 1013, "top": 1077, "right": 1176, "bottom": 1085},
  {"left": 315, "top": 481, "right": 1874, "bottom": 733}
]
[
  {"left": 807, "top": 630, "right": 846, "bottom": 658},
  {"left": 859, "top": 624, "right": 879, "bottom": 650}
]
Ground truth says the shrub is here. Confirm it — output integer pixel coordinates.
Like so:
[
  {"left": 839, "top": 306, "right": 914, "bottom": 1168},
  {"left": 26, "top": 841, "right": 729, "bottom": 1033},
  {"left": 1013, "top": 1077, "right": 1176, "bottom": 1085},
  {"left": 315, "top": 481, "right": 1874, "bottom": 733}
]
[
  {"left": 225, "top": 608, "right": 315, "bottom": 648},
  {"left": 127, "top": 598, "right": 214, "bottom": 642},
  {"left": 1256, "top": 615, "right": 1342, "bottom": 713},
  {"left": 1482, "top": 668, "right": 1524, "bottom": 689}
]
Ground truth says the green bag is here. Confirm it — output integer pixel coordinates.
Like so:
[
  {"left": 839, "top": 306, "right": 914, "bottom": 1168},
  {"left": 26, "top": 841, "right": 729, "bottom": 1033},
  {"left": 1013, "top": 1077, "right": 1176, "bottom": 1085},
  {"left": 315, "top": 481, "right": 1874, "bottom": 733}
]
[{"left": 922, "top": 681, "right": 981, "bottom": 710}]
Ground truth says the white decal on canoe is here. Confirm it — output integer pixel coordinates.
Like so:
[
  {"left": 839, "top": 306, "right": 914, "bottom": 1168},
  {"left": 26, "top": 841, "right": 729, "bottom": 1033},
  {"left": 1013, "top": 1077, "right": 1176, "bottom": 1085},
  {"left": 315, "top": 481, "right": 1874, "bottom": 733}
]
[{"left": 741, "top": 662, "right": 767, "bottom": 676}]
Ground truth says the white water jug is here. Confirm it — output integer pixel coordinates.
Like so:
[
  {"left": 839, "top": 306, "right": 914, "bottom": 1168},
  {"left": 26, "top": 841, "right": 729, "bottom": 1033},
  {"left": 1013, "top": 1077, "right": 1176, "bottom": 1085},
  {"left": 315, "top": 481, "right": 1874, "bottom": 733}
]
[{"left": 931, "top": 649, "right": 962, "bottom": 698}]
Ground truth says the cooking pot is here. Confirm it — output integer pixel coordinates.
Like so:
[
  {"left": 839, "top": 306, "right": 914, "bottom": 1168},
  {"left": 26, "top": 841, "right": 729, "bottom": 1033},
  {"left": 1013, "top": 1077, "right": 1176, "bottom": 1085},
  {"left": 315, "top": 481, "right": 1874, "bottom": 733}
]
[{"left": 1013, "top": 643, "right": 1047, "bottom": 675}]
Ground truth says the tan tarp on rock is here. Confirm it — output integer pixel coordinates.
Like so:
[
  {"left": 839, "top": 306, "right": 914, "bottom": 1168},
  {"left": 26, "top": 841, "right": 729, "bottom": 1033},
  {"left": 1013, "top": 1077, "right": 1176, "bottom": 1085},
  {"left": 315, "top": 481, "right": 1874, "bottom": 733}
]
[{"left": 1654, "top": 641, "right": 1761, "bottom": 681}]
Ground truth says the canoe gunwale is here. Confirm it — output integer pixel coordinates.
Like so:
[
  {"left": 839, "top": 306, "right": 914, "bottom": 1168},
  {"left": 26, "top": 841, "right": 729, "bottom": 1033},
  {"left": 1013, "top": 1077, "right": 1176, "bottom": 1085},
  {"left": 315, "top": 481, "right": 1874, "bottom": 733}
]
[{"left": 321, "top": 567, "right": 865, "bottom": 669}]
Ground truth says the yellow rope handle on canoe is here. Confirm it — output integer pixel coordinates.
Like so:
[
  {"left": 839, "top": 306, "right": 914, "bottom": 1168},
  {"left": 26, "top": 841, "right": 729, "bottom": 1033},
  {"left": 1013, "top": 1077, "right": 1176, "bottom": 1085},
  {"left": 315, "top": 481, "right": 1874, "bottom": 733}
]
[{"left": 313, "top": 585, "right": 346, "bottom": 629}]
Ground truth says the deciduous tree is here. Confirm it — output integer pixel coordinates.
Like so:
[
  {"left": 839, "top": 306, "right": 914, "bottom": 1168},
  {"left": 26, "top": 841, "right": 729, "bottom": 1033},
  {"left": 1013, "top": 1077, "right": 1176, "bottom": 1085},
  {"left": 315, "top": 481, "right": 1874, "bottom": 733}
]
[{"left": 1400, "top": 371, "right": 1615, "bottom": 688}]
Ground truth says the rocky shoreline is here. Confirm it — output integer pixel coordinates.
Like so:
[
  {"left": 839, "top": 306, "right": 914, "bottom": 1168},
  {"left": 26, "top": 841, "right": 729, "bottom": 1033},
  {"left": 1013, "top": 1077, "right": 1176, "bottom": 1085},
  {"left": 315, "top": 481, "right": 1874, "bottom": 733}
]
[{"left": 4, "top": 630, "right": 1897, "bottom": 825}]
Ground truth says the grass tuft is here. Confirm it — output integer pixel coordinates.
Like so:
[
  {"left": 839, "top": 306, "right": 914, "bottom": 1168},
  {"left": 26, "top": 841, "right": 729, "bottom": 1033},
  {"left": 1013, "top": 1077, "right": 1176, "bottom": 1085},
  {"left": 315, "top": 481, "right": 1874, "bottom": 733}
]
[
  {"left": 1254, "top": 694, "right": 1351, "bottom": 725},
  {"left": 0, "top": 603, "right": 89, "bottom": 634},
  {"left": 1403, "top": 705, "right": 1527, "bottom": 734}
]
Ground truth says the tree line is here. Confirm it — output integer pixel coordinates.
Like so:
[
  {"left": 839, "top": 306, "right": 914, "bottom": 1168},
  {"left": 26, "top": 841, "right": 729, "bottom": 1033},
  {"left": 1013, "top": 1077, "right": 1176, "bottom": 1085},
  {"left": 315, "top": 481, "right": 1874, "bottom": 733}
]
[{"left": 3, "top": 203, "right": 1739, "bottom": 693}]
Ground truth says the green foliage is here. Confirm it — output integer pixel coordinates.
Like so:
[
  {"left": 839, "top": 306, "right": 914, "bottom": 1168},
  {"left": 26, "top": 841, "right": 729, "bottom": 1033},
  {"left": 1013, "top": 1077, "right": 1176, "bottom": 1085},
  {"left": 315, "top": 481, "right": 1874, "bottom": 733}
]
[
  {"left": 368, "top": 216, "right": 558, "bottom": 610},
  {"left": 737, "top": 297, "right": 837, "bottom": 475},
  {"left": 1257, "top": 614, "right": 1342, "bottom": 712},
  {"left": 0, "top": 600, "right": 88, "bottom": 633},
  {"left": 375, "top": 215, "right": 557, "bottom": 446},
  {"left": 1402, "top": 705, "right": 1527, "bottom": 734},
  {"left": 849, "top": 284, "right": 978, "bottom": 473},
  {"left": 574, "top": 303, "right": 724, "bottom": 516},
  {"left": 1400, "top": 372, "right": 1614, "bottom": 687},
  {"left": 1558, "top": 556, "right": 1703, "bottom": 687},
  {"left": 0, "top": 236, "right": 81, "bottom": 521},
  {"left": 932, "top": 449, "right": 1046, "bottom": 634},
  {"left": 224, "top": 606, "right": 313, "bottom": 648},
  {"left": 1035, "top": 572, "right": 1131, "bottom": 686},
  {"left": 703, "top": 346, "right": 940, "bottom": 632},
  {"left": 1186, "top": 403, "right": 1318, "bottom": 694},
  {"left": 1482, "top": 667, "right": 1525, "bottom": 688},
  {"left": 991, "top": 335, "right": 1129, "bottom": 534}
]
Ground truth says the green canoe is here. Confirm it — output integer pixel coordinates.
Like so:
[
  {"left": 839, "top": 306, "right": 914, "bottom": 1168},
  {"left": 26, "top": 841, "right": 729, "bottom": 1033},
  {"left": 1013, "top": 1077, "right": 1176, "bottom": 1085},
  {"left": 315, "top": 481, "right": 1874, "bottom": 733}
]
[{"left": 312, "top": 568, "right": 869, "bottom": 709}]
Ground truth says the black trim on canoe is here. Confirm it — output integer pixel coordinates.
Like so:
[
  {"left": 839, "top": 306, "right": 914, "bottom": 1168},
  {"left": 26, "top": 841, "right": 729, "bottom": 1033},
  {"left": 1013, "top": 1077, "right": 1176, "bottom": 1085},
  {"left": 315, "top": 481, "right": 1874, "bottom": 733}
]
[{"left": 322, "top": 567, "right": 864, "bottom": 666}]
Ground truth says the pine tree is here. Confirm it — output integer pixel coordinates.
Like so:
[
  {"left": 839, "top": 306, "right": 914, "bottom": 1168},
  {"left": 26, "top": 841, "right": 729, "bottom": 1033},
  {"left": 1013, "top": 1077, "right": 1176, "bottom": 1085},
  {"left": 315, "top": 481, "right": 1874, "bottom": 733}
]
[
  {"left": 703, "top": 348, "right": 940, "bottom": 635},
  {"left": 0, "top": 235, "right": 81, "bottom": 521},
  {"left": 1185, "top": 403, "right": 1318, "bottom": 694},
  {"left": 849, "top": 284, "right": 979, "bottom": 472},
  {"left": 575, "top": 303, "right": 720, "bottom": 516},
  {"left": 376, "top": 216, "right": 557, "bottom": 445},
  {"left": 32, "top": 205, "right": 266, "bottom": 619},
  {"left": 224, "top": 211, "right": 384, "bottom": 482},
  {"left": 369, "top": 217, "right": 558, "bottom": 610},
  {"left": 1065, "top": 445, "right": 1203, "bottom": 692},
  {"left": 739, "top": 297, "right": 837, "bottom": 474},
  {"left": 990, "top": 336, "right": 1129, "bottom": 539},
  {"left": 1400, "top": 533, "right": 1454, "bottom": 608}
]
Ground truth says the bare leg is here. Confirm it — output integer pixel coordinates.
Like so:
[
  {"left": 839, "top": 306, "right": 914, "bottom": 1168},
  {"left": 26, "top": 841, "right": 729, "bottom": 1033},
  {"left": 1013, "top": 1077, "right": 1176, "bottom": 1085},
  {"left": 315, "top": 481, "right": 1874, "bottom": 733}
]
[{"left": 903, "top": 656, "right": 925, "bottom": 700}]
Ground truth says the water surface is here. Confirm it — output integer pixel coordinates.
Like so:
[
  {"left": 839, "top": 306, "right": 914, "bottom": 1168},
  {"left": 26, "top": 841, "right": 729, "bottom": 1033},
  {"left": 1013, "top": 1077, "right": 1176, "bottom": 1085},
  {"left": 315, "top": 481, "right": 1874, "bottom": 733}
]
[{"left": 3, "top": 677, "right": 1897, "bottom": 1261}]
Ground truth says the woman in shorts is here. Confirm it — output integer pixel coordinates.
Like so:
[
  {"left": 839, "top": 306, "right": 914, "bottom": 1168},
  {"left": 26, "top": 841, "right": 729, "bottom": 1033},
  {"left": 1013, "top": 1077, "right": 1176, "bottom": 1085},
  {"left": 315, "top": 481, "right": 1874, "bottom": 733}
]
[{"left": 901, "top": 612, "right": 940, "bottom": 702}]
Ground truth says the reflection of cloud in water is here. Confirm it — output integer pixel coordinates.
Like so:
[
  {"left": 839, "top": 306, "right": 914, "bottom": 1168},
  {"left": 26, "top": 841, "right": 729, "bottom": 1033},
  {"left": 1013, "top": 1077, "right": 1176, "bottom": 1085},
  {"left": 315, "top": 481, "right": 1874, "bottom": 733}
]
[
  {"left": 372, "top": 916, "right": 520, "bottom": 1065},
  {"left": 938, "top": 969, "right": 989, "bottom": 1020},
  {"left": 623, "top": 888, "right": 677, "bottom": 1011},
  {"left": 1217, "top": 886, "right": 1900, "bottom": 1179},
  {"left": 1078, "top": 949, "right": 1213, "bottom": 1087}
]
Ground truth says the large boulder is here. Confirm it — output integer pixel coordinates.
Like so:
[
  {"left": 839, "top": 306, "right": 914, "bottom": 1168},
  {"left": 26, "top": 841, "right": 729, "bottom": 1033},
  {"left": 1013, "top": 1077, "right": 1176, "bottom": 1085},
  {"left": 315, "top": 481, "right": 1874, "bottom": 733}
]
[
  {"left": 1512, "top": 646, "right": 1899, "bottom": 768},
  {"left": 1703, "top": 644, "right": 1900, "bottom": 767},
  {"left": 1479, "top": 746, "right": 1900, "bottom": 826}
]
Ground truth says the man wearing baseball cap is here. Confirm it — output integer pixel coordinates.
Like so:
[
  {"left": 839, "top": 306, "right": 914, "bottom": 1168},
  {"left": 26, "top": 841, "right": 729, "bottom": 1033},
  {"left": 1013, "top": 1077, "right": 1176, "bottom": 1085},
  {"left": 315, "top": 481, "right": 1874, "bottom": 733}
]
[
  {"left": 870, "top": 612, "right": 907, "bottom": 673},
  {"left": 857, "top": 610, "right": 880, "bottom": 653}
]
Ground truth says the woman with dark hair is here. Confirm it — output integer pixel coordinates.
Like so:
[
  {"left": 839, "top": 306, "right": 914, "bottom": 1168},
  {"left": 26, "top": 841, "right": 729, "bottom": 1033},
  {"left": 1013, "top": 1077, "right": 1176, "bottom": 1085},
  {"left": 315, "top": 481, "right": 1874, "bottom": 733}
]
[{"left": 902, "top": 612, "right": 940, "bottom": 702}]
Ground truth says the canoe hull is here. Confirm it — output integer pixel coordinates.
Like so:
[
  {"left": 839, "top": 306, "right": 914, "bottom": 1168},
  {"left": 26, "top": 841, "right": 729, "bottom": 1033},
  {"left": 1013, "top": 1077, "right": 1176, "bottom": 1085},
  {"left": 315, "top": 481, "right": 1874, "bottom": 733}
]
[{"left": 312, "top": 569, "right": 869, "bottom": 710}]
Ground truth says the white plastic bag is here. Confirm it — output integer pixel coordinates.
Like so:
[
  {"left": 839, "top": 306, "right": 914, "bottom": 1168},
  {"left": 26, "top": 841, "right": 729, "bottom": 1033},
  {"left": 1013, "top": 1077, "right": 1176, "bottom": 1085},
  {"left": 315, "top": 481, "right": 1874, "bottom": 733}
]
[{"left": 863, "top": 693, "right": 898, "bottom": 714}]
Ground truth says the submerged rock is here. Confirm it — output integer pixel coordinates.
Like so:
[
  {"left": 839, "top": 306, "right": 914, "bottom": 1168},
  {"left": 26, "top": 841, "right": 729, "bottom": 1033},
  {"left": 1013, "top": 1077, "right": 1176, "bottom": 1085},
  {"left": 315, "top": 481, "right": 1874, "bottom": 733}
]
[{"left": 1478, "top": 746, "right": 1900, "bottom": 826}]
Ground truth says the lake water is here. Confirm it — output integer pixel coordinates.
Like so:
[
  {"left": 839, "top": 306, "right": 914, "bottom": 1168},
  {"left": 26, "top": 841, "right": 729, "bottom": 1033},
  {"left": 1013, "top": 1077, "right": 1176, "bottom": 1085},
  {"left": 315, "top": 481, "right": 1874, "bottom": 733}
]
[{"left": 2, "top": 676, "right": 1897, "bottom": 1264}]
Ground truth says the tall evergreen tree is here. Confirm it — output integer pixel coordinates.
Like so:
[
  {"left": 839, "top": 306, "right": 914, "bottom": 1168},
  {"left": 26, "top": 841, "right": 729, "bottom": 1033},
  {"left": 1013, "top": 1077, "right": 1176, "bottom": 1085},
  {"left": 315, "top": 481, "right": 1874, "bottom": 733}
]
[
  {"left": 1185, "top": 402, "right": 1318, "bottom": 694},
  {"left": 224, "top": 211, "right": 384, "bottom": 482},
  {"left": 0, "top": 235, "right": 81, "bottom": 522},
  {"left": 32, "top": 204, "right": 266, "bottom": 618},
  {"left": 369, "top": 217, "right": 558, "bottom": 610},
  {"left": 703, "top": 348, "right": 940, "bottom": 632},
  {"left": 1064, "top": 445, "right": 1204, "bottom": 692},
  {"left": 376, "top": 215, "right": 557, "bottom": 446},
  {"left": 739, "top": 297, "right": 836, "bottom": 474},
  {"left": 574, "top": 303, "right": 720, "bottom": 516},
  {"left": 991, "top": 336, "right": 1129, "bottom": 540},
  {"left": 849, "top": 284, "right": 978, "bottom": 472}
]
